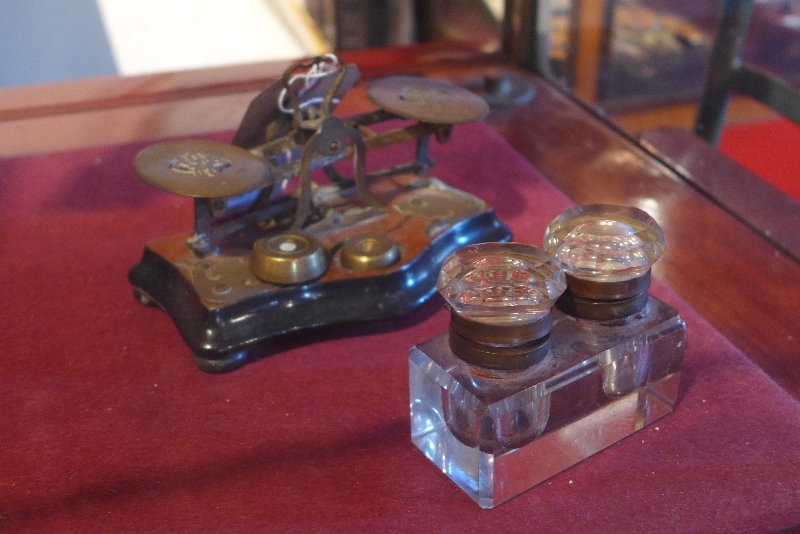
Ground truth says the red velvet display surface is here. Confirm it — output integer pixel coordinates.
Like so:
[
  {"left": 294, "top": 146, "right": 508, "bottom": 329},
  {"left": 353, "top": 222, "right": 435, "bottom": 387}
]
[{"left": 2, "top": 122, "right": 800, "bottom": 533}]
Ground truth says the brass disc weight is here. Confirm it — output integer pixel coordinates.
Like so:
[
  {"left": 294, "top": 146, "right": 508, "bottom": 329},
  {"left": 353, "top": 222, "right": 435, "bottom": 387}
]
[
  {"left": 340, "top": 234, "right": 400, "bottom": 271},
  {"left": 133, "top": 139, "right": 271, "bottom": 198},
  {"left": 366, "top": 76, "right": 489, "bottom": 124},
  {"left": 251, "top": 232, "right": 327, "bottom": 285}
]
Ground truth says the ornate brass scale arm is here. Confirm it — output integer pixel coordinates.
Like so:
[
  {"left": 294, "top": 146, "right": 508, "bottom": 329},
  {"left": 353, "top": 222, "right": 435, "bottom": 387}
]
[{"left": 132, "top": 56, "right": 488, "bottom": 256}]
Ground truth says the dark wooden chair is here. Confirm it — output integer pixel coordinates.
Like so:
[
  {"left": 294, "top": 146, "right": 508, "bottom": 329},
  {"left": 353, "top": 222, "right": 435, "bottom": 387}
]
[{"left": 695, "top": 0, "right": 800, "bottom": 144}]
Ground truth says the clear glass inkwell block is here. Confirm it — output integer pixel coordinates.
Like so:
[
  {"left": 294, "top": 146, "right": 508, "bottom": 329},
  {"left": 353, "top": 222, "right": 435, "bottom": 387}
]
[{"left": 409, "top": 208, "right": 685, "bottom": 508}]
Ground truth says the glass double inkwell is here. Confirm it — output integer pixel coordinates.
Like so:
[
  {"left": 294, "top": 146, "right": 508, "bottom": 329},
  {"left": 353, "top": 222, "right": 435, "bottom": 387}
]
[{"left": 409, "top": 204, "right": 686, "bottom": 508}]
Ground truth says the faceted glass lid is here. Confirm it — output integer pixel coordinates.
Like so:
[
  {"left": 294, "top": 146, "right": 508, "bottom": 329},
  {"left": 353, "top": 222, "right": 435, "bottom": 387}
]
[
  {"left": 436, "top": 242, "right": 566, "bottom": 325},
  {"left": 543, "top": 204, "right": 665, "bottom": 283}
]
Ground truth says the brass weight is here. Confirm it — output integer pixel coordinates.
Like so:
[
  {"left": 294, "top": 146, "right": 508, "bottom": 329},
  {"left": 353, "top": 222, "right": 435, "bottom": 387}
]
[
  {"left": 251, "top": 232, "right": 327, "bottom": 285},
  {"left": 340, "top": 234, "right": 400, "bottom": 271}
]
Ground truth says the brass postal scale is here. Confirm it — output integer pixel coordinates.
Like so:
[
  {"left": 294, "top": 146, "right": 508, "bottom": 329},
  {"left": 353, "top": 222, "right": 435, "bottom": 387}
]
[{"left": 129, "top": 55, "right": 511, "bottom": 372}]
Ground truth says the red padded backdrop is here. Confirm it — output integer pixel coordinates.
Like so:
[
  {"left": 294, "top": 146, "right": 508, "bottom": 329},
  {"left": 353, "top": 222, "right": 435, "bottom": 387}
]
[
  {"left": 2, "top": 122, "right": 800, "bottom": 533},
  {"left": 720, "top": 117, "right": 800, "bottom": 202}
]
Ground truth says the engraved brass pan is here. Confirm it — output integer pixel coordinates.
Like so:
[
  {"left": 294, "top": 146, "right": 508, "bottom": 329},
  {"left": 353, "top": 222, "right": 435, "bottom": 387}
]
[
  {"left": 366, "top": 76, "right": 489, "bottom": 124},
  {"left": 133, "top": 139, "right": 272, "bottom": 198}
]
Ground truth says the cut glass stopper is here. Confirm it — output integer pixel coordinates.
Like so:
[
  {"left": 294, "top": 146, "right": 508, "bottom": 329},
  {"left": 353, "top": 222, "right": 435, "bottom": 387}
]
[
  {"left": 543, "top": 204, "right": 665, "bottom": 282},
  {"left": 436, "top": 242, "right": 566, "bottom": 325}
]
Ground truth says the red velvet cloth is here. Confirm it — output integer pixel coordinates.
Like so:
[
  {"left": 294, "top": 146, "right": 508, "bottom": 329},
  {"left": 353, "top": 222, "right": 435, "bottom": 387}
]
[{"left": 2, "top": 122, "right": 800, "bottom": 533}]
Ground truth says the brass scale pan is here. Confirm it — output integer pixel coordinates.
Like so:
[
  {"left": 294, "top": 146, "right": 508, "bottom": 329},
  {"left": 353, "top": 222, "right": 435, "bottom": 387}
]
[{"left": 133, "top": 76, "right": 489, "bottom": 199}]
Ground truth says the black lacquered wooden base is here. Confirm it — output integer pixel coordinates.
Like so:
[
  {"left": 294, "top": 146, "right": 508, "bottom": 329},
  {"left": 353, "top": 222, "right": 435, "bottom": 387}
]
[{"left": 129, "top": 192, "right": 511, "bottom": 373}]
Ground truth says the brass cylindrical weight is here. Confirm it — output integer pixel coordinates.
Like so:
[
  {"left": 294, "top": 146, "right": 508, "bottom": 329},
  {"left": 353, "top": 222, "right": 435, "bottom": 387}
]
[
  {"left": 251, "top": 232, "right": 327, "bottom": 285},
  {"left": 340, "top": 233, "right": 400, "bottom": 271}
]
